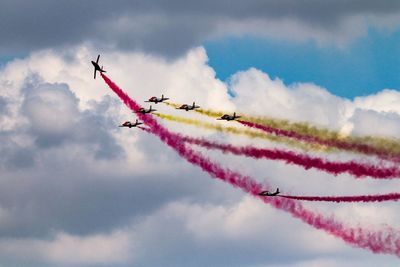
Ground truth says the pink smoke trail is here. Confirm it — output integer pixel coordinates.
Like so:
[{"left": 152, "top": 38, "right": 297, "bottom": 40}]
[
  {"left": 178, "top": 134, "right": 400, "bottom": 179},
  {"left": 238, "top": 120, "right": 400, "bottom": 162},
  {"left": 280, "top": 193, "right": 400, "bottom": 203},
  {"left": 101, "top": 73, "right": 400, "bottom": 257}
]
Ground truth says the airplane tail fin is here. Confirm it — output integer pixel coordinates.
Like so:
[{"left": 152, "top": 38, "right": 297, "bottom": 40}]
[
  {"left": 276, "top": 188, "right": 280, "bottom": 194},
  {"left": 193, "top": 102, "right": 195, "bottom": 107}
]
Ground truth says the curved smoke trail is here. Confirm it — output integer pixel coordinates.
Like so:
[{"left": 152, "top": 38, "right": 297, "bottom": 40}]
[
  {"left": 280, "top": 193, "right": 400, "bottom": 202},
  {"left": 101, "top": 73, "right": 400, "bottom": 257},
  {"left": 189, "top": 106, "right": 400, "bottom": 159},
  {"left": 238, "top": 120, "right": 400, "bottom": 163},
  {"left": 243, "top": 116, "right": 400, "bottom": 156},
  {"left": 154, "top": 113, "right": 328, "bottom": 152},
  {"left": 177, "top": 134, "right": 400, "bottom": 179}
]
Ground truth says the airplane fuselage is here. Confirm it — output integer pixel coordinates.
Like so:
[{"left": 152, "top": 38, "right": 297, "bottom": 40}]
[
  {"left": 146, "top": 95, "right": 169, "bottom": 104},
  {"left": 91, "top": 55, "right": 106, "bottom": 79},
  {"left": 178, "top": 102, "right": 200, "bottom": 111},
  {"left": 219, "top": 115, "right": 239, "bottom": 121},
  {"left": 258, "top": 188, "right": 280, "bottom": 196},
  {"left": 120, "top": 121, "right": 143, "bottom": 128},
  {"left": 137, "top": 108, "right": 155, "bottom": 114},
  {"left": 91, "top": 61, "right": 105, "bottom": 72},
  {"left": 218, "top": 112, "right": 240, "bottom": 121},
  {"left": 178, "top": 104, "right": 197, "bottom": 111}
]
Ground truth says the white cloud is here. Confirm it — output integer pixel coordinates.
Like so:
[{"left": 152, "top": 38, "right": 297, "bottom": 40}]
[
  {"left": 0, "top": 46, "right": 399, "bottom": 266},
  {"left": 0, "top": 230, "right": 133, "bottom": 265}
]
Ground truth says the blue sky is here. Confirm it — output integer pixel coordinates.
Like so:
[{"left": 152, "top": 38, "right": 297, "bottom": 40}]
[{"left": 205, "top": 28, "right": 400, "bottom": 99}]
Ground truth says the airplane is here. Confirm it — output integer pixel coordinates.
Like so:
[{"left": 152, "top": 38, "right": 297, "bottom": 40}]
[
  {"left": 145, "top": 94, "right": 169, "bottom": 104},
  {"left": 119, "top": 119, "right": 143, "bottom": 128},
  {"left": 91, "top": 54, "right": 106, "bottom": 79},
  {"left": 176, "top": 102, "right": 200, "bottom": 111},
  {"left": 136, "top": 105, "right": 156, "bottom": 114},
  {"left": 258, "top": 188, "right": 280, "bottom": 196},
  {"left": 217, "top": 112, "right": 241, "bottom": 121}
]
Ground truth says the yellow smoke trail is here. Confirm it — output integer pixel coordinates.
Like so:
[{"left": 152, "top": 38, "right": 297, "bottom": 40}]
[
  {"left": 164, "top": 102, "right": 180, "bottom": 109},
  {"left": 194, "top": 108, "right": 224, "bottom": 118},
  {"left": 242, "top": 116, "right": 400, "bottom": 156},
  {"left": 188, "top": 106, "right": 400, "bottom": 156},
  {"left": 154, "top": 113, "right": 331, "bottom": 153}
]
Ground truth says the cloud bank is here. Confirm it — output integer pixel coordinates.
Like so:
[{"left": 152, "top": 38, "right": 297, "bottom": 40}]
[
  {"left": 0, "top": 46, "right": 399, "bottom": 266},
  {"left": 2, "top": 1, "right": 400, "bottom": 57}
]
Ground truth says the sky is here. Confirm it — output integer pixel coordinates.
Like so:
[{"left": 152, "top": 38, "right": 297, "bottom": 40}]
[
  {"left": 205, "top": 28, "right": 400, "bottom": 98},
  {"left": 0, "top": 1, "right": 400, "bottom": 266}
]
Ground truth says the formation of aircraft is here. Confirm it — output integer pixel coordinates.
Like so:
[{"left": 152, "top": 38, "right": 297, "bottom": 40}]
[
  {"left": 92, "top": 55, "right": 282, "bottom": 194},
  {"left": 146, "top": 94, "right": 169, "bottom": 104},
  {"left": 136, "top": 105, "right": 157, "bottom": 114},
  {"left": 217, "top": 112, "right": 241, "bottom": 121},
  {"left": 119, "top": 119, "right": 143, "bottom": 128},
  {"left": 91, "top": 54, "right": 106, "bottom": 79},
  {"left": 176, "top": 102, "right": 200, "bottom": 111},
  {"left": 258, "top": 188, "right": 280, "bottom": 196}
]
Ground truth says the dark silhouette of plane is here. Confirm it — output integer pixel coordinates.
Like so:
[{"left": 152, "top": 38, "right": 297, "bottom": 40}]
[
  {"left": 119, "top": 119, "right": 143, "bottom": 128},
  {"left": 176, "top": 102, "right": 200, "bottom": 111},
  {"left": 217, "top": 112, "right": 241, "bottom": 121},
  {"left": 145, "top": 94, "right": 169, "bottom": 104},
  {"left": 91, "top": 54, "right": 106, "bottom": 79},
  {"left": 136, "top": 106, "right": 156, "bottom": 114},
  {"left": 258, "top": 188, "right": 280, "bottom": 196}
]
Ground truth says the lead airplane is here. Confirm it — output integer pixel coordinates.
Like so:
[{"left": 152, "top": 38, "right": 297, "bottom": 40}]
[
  {"left": 217, "top": 112, "right": 241, "bottom": 121},
  {"left": 258, "top": 188, "right": 280, "bottom": 196},
  {"left": 145, "top": 94, "right": 169, "bottom": 104},
  {"left": 91, "top": 54, "right": 106, "bottom": 79},
  {"left": 119, "top": 119, "right": 143, "bottom": 128},
  {"left": 176, "top": 102, "right": 200, "bottom": 111},
  {"left": 136, "top": 106, "right": 156, "bottom": 114}
]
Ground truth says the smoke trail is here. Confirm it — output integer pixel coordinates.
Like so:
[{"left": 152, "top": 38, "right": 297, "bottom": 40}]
[
  {"left": 244, "top": 116, "right": 400, "bottom": 155},
  {"left": 178, "top": 134, "right": 400, "bottom": 179},
  {"left": 101, "top": 73, "right": 400, "bottom": 257},
  {"left": 239, "top": 120, "right": 400, "bottom": 162},
  {"left": 280, "top": 193, "right": 400, "bottom": 202},
  {"left": 190, "top": 106, "right": 400, "bottom": 159},
  {"left": 191, "top": 107, "right": 224, "bottom": 118},
  {"left": 164, "top": 102, "right": 180, "bottom": 108},
  {"left": 154, "top": 113, "right": 328, "bottom": 152}
]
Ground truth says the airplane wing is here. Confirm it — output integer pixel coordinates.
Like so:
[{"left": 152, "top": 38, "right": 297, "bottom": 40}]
[
  {"left": 96, "top": 54, "right": 100, "bottom": 64},
  {"left": 94, "top": 69, "right": 97, "bottom": 79}
]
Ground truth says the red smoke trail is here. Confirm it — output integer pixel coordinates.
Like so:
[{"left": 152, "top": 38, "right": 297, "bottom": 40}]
[
  {"left": 238, "top": 120, "right": 400, "bottom": 162},
  {"left": 178, "top": 135, "right": 400, "bottom": 179},
  {"left": 101, "top": 73, "right": 400, "bottom": 256},
  {"left": 139, "top": 129, "right": 400, "bottom": 201},
  {"left": 281, "top": 193, "right": 400, "bottom": 203}
]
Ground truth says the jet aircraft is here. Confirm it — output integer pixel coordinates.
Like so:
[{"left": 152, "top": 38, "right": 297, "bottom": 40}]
[
  {"left": 136, "top": 106, "right": 156, "bottom": 114},
  {"left": 258, "top": 188, "right": 280, "bottom": 196},
  {"left": 91, "top": 54, "right": 106, "bottom": 79},
  {"left": 217, "top": 112, "right": 241, "bottom": 121},
  {"left": 176, "top": 102, "right": 200, "bottom": 111},
  {"left": 145, "top": 94, "right": 169, "bottom": 104},
  {"left": 119, "top": 119, "right": 143, "bottom": 128}
]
